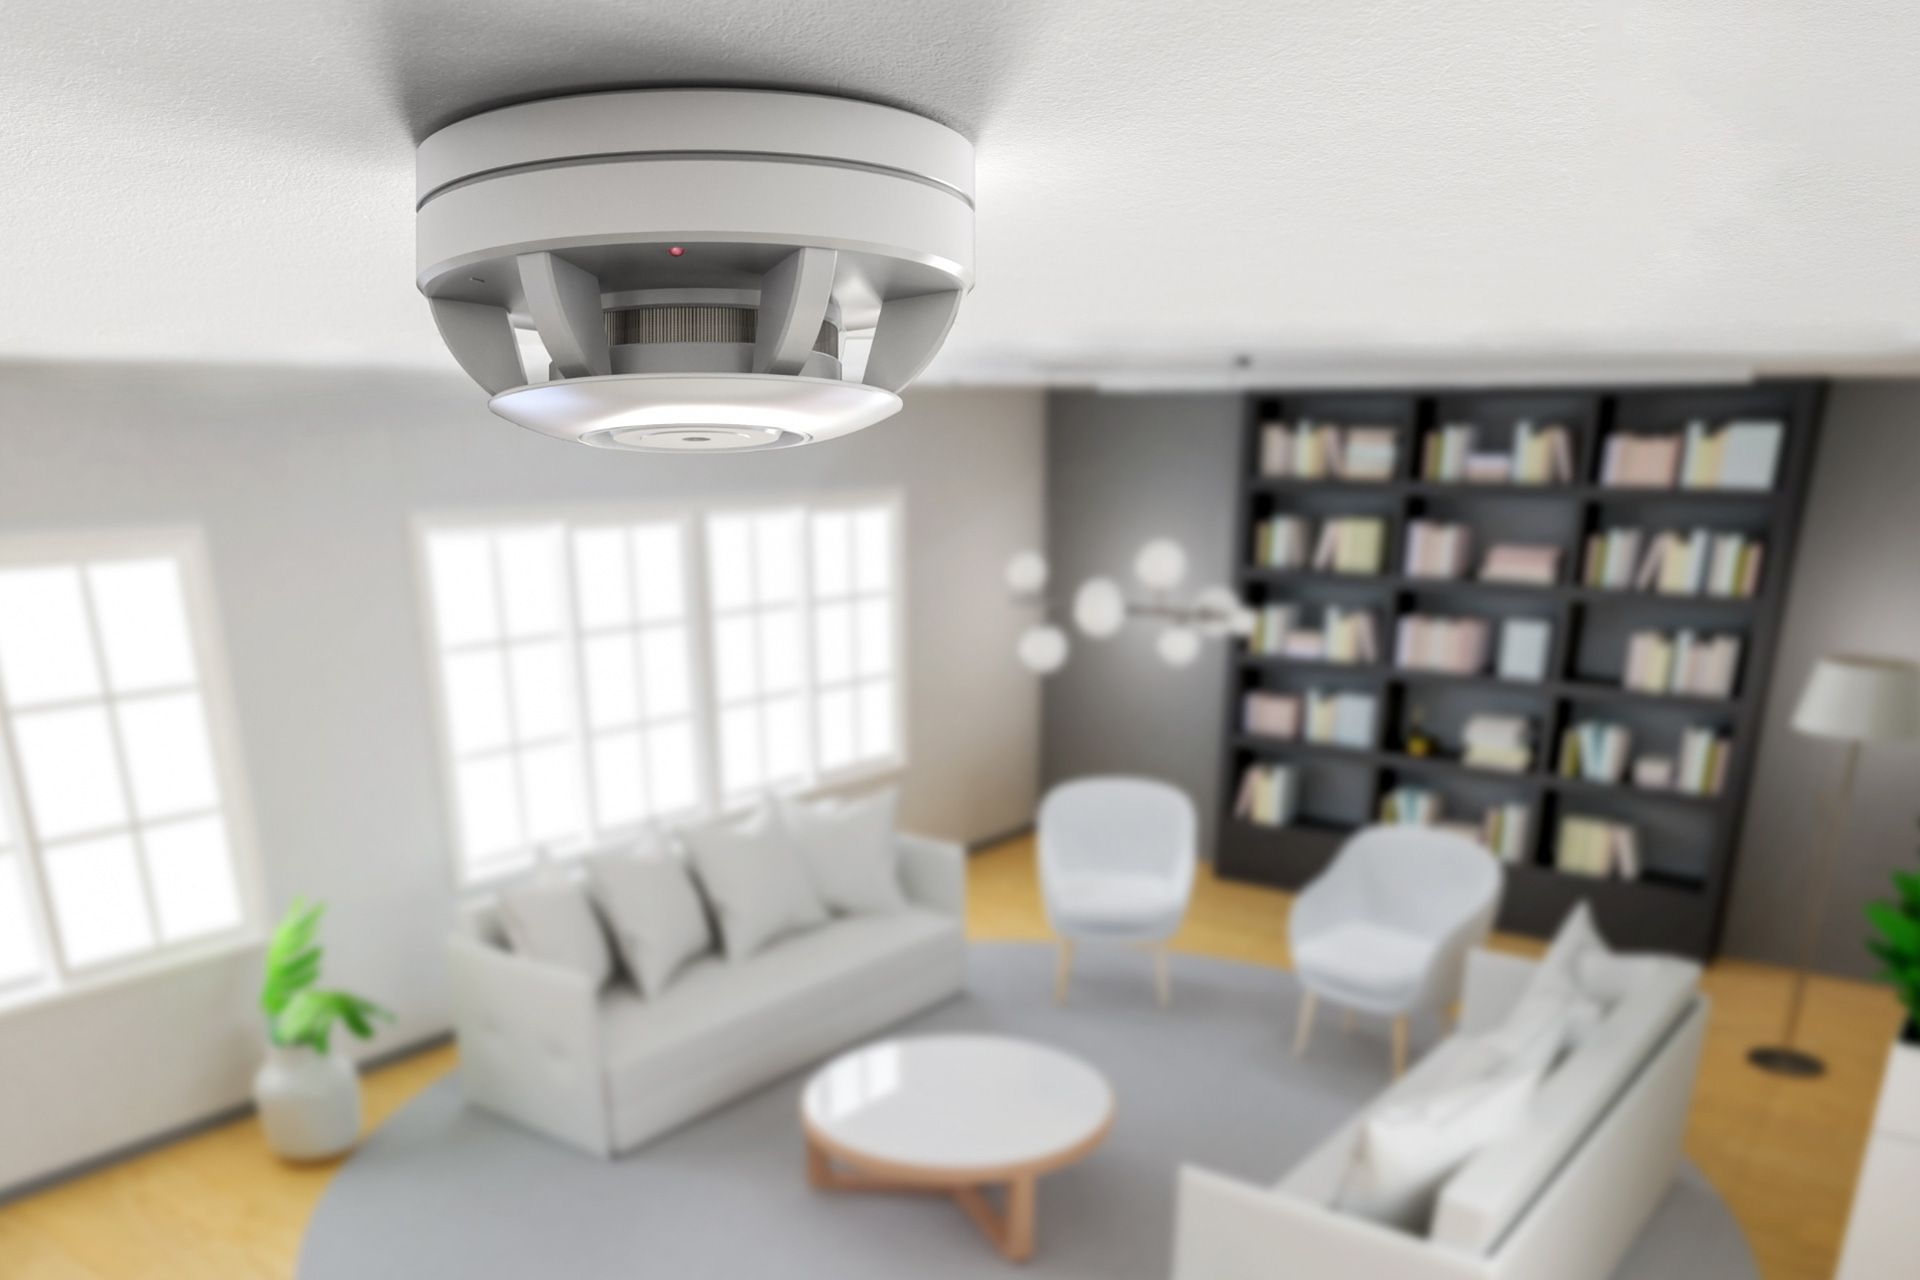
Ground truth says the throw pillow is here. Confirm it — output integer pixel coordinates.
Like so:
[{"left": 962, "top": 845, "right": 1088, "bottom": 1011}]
[
  {"left": 779, "top": 788, "right": 906, "bottom": 915},
  {"left": 680, "top": 802, "right": 829, "bottom": 961},
  {"left": 496, "top": 880, "right": 614, "bottom": 988},
  {"left": 1335, "top": 1058, "right": 1547, "bottom": 1233},
  {"left": 585, "top": 832, "right": 713, "bottom": 999}
]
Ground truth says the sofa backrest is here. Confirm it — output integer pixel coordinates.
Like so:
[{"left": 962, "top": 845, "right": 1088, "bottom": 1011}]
[{"left": 1429, "top": 955, "right": 1700, "bottom": 1253}]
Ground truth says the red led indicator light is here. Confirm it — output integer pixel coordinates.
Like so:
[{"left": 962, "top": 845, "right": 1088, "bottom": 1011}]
[{"left": 668, "top": 246, "right": 685, "bottom": 257}]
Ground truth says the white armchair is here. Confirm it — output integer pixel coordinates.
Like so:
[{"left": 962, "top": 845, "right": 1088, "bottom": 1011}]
[
  {"left": 1039, "top": 776, "right": 1198, "bottom": 1006},
  {"left": 1289, "top": 824, "right": 1503, "bottom": 1075}
]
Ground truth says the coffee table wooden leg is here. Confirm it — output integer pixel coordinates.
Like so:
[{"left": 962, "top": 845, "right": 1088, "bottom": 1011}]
[
  {"left": 806, "top": 1136, "right": 833, "bottom": 1189},
  {"left": 1003, "top": 1174, "right": 1037, "bottom": 1262},
  {"left": 951, "top": 1177, "right": 1038, "bottom": 1264}
]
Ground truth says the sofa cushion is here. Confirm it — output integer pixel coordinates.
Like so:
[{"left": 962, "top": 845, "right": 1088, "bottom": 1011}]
[
  {"left": 780, "top": 788, "right": 907, "bottom": 916},
  {"left": 586, "top": 838, "right": 712, "bottom": 999},
  {"left": 599, "top": 909, "right": 961, "bottom": 1104},
  {"left": 680, "top": 802, "right": 828, "bottom": 961},
  {"left": 496, "top": 880, "right": 613, "bottom": 987}
]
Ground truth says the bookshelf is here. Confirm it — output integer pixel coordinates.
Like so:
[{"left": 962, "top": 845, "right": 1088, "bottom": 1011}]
[{"left": 1217, "top": 382, "right": 1825, "bottom": 957}]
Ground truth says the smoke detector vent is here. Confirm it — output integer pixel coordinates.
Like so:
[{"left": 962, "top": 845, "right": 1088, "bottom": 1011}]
[{"left": 415, "top": 89, "right": 974, "bottom": 452}]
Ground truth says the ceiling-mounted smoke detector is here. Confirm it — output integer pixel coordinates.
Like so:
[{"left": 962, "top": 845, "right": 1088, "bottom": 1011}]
[{"left": 414, "top": 89, "right": 974, "bottom": 452}]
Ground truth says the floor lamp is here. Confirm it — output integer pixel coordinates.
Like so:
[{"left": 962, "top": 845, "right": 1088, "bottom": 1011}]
[{"left": 1749, "top": 654, "right": 1920, "bottom": 1077}]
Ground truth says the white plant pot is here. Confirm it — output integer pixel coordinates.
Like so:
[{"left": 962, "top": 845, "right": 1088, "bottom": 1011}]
[{"left": 253, "top": 1043, "right": 362, "bottom": 1161}]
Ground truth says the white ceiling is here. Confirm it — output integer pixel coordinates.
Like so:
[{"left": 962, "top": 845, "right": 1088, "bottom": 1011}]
[{"left": 6, "top": 1, "right": 1919, "bottom": 386}]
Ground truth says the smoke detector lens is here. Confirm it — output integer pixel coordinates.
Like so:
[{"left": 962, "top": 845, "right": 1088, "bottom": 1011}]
[{"left": 490, "top": 373, "right": 902, "bottom": 451}]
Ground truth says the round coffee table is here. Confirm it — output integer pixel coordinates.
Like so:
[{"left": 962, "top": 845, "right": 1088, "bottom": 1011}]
[{"left": 800, "top": 1033, "right": 1115, "bottom": 1262}]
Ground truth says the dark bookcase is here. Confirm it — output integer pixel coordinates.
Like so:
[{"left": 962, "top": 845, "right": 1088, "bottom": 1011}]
[{"left": 1216, "top": 382, "right": 1825, "bottom": 957}]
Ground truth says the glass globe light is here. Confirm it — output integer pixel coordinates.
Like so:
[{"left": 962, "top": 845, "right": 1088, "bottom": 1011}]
[
  {"left": 1005, "top": 550, "right": 1048, "bottom": 597},
  {"left": 1134, "top": 538, "right": 1188, "bottom": 592},
  {"left": 1016, "top": 624, "right": 1069, "bottom": 674},
  {"left": 1073, "top": 577, "right": 1128, "bottom": 638},
  {"left": 1157, "top": 626, "right": 1202, "bottom": 667}
]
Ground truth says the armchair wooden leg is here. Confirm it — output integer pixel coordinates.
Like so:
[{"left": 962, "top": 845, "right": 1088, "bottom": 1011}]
[
  {"left": 1153, "top": 944, "right": 1171, "bottom": 1009},
  {"left": 1293, "top": 991, "right": 1318, "bottom": 1058},
  {"left": 1054, "top": 939, "right": 1074, "bottom": 1005},
  {"left": 1391, "top": 1016, "right": 1408, "bottom": 1078}
]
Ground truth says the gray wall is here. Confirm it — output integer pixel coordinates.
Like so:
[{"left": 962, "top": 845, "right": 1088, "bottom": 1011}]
[
  {"left": 1725, "top": 381, "right": 1920, "bottom": 977},
  {"left": 0, "top": 363, "right": 1046, "bottom": 1192},
  {"left": 1040, "top": 392, "right": 1244, "bottom": 854},
  {"left": 1041, "top": 383, "right": 1920, "bottom": 981}
]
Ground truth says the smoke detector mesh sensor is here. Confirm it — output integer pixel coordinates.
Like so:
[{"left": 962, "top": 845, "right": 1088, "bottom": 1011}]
[{"left": 415, "top": 89, "right": 975, "bottom": 452}]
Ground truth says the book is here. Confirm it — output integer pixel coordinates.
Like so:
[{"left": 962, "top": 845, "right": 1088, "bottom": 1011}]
[
  {"left": 1597, "top": 527, "right": 1763, "bottom": 598},
  {"left": 1623, "top": 630, "right": 1741, "bottom": 698},
  {"left": 1242, "top": 691, "right": 1300, "bottom": 739},
  {"left": 1497, "top": 618, "right": 1553, "bottom": 683},
  {"left": 1255, "top": 515, "right": 1312, "bottom": 569},
  {"left": 1404, "top": 520, "right": 1472, "bottom": 579},
  {"left": 1601, "top": 433, "right": 1682, "bottom": 487},
  {"left": 1380, "top": 786, "right": 1442, "bottom": 826},
  {"left": 1716, "top": 421, "right": 1783, "bottom": 490},
  {"left": 1559, "top": 720, "right": 1631, "bottom": 783},
  {"left": 1395, "top": 615, "right": 1491, "bottom": 674},
  {"left": 1311, "top": 518, "right": 1386, "bottom": 575},
  {"left": 1556, "top": 815, "right": 1640, "bottom": 880},
  {"left": 1480, "top": 543, "right": 1560, "bottom": 585},
  {"left": 1305, "top": 689, "right": 1377, "bottom": 748},
  {"left": 1234, "top": 763, "right": 1297, "bottom": 827},
  {"left": 1482, "top": 803, "right": 1531, "bottom": 862},
  {"left": 1260, "top": 421, "right": 1399, "bottom": 482},
  {"left": 1463, "top": 712, "right": 1533, "bottom": 772}
]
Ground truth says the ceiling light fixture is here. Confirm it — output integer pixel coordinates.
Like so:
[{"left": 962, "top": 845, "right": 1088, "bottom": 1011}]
[
  {"left": 414, "top": 89, "right": 975, "bottom": 452},
  {"left": 1008, "top": 539, "right": 1254, "bottom": 673}
]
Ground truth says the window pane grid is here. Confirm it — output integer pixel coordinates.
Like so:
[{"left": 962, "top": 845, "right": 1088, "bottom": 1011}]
[
  {"left": 0, "top": 547, "right": 248, "bottom": 990},
  {"left": 808, "top": 506, "right": 899, "bottom": 774},
  {"left": 428, "top": 503, "right": 900, "bottom": 884}
]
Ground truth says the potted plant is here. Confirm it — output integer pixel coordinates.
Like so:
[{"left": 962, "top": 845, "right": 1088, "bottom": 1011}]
[
  {"left": 252, "top": 899, "right": 391, "bottom": 1161},
  {"left": 1864, "top": 821, "right": 1920, "bottom": 1048}
]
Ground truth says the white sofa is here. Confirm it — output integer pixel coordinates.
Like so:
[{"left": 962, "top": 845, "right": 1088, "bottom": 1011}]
[
  {"left": 447, "top": 832, "right": 967, "bottom": 1157},
  {"left": 1172, "top": 946, "right": 1707, "bottom": 1280}
]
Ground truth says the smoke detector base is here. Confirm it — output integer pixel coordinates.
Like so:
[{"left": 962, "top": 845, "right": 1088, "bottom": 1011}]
[{"left": 415, "top": 89, "right": 973, "bottom": 452}]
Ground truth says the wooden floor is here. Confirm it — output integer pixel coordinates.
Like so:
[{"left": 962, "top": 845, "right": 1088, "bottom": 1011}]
[{"left": 1, "top": 835, "right": 1900, "bottom": 1279}]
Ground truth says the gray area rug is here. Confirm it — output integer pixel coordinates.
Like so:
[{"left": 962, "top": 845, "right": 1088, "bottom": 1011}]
[{"left": 302, "top": 943, "right": 1755, "bottom": 1278}]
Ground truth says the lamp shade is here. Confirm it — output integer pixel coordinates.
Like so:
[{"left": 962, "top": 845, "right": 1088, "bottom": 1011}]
[{"left": 1791, "top": 654, "right": 1920, "bottom": 742}]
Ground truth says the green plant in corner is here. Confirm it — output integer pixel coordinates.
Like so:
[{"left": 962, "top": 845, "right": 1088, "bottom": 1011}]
[
  {"left": 1864, "top": 819, "right": 1920, "bottom": 1041},
  {"left": 260, "top": 899, "right": 391, "bottom": 1054}
]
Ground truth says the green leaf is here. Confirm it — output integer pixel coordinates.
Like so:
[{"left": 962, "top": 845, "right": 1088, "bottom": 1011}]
[
  {"left": 1894, "top": 870, "right": 1920, "bottom": 914},
  {"left": 1865, "top": 901, "right": 1920, "bottom": 953}
]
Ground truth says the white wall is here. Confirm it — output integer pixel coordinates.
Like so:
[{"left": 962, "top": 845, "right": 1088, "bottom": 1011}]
[{"left": 0, "top": 362, "right": 1045, "bottom": 1192}]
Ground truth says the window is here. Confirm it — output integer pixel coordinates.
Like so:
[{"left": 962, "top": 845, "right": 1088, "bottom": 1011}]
[
  {"left": 0, "top": 534, "right": 255, "bottom": 998},
  {"left": 421, "top": 497, "right": 904, "bottom": 883},
  {"left": 424, "top": 518, "right": 702, "bottom": 879},
  {"left": 707, "top": 508, "right": 812, "bottom": 796}
]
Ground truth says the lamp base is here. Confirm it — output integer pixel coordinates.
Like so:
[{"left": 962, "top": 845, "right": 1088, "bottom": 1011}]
[{"left": 1747, "top": 1045, "right": 1826, "bottom": 1077}]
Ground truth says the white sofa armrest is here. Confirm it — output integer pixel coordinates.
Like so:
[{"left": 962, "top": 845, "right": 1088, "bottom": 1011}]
[
  {"left": 1457, "top": 947, "right": 1538, "bottom": 1034},
  {"left": 896, "top": 832, "right": 966, "bottom": 918},
  {"left": 447, "top": 932, "right": 611, "bottom": 1157},
  {"left": 1173, "top": 1167, "right": 1487, "bottom": 1280}
]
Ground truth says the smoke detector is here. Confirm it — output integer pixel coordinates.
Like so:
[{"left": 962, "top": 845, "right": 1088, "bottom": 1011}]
[{"left": 414, "top": 89, "right": 975, "bottom": 452}]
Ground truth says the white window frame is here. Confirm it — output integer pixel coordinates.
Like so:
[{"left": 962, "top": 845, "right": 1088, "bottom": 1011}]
[
  {"left": 0, "top": 527, "right": 265, "bottom": 1011},
  {"left": 415, "top": 492, "right": 907, "bottom": 889}
]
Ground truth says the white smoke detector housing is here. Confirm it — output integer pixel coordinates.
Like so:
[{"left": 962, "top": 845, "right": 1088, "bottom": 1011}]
[{"left": 415, "top": 89, "right": 975, "bottom": 452}]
